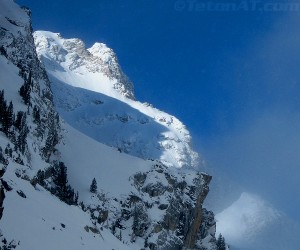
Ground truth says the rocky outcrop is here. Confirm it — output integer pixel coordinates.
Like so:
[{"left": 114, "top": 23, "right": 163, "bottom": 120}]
[
  {"left": 0, "top": 185, "right": 5, "bottom": 220},
  {"left": 184, "top": 174, "right": 212, "bottom": 249},
  {"left": 0, "top": 5, "right": 53, "bottom": 103},
  {"left": 0, "top": 167, "right": 8, "bottom": 221},
  {"left": 100, "top": 162, "right": 218, "bottom": 250},
  {"left": 0, "top": 0, "right": 60, "bottom": 223}
]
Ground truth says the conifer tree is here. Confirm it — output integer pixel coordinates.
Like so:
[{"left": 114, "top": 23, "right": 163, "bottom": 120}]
[
  {"left": 90, "top": 178, "right": 97, "bottom": 193},
  {"left": 0, "top": 94, "right": 7, "bottom": 128},
  {"left": 53, "top": 162, "right": 68, "bottom": 194},
  {"left": 0, "top": 146, "right": 5, "bottom": 165},
  {"left": 0, "top": 90, "right": 5, "bottom": 121},
  {"left": 52, "top": 162, "right": 76, "bottom": 205},
  {"left": 14, "top": 111, "right": 24, "bottom": 131},
  {"left": 19, "top": 71, "right": 32, "bottom": 105},
  {"left": 43, "top": 111, "right": 59, "bottom": 160},
  {"left": 216, "top": 233, "right": 226, "bottom": 250},
  {"left": 32, "top": 105, "right": 40, "bottom": 123},
  {"left": 2, "top": 101, "right": 14, "bottom": 134},
  {"left": 17, "top": 113, "right": 29, "bottom": 154}
]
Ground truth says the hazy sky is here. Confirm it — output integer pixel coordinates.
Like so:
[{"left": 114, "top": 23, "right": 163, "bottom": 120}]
[{"left": 17, "top": 0, "right": 300, "bottom": 222}]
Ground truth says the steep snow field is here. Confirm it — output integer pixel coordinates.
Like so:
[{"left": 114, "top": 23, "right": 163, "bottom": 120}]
[
  {"left": 58, "top": 122, "right": 152, "bottom": 199},
  {"left": 1, "top": 164, "right": 131, "bottom": 250}
]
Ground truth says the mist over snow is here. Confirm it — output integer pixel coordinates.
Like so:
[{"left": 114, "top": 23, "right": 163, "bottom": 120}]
[
  {"left": 216, "top": 192, "right": 300, "bottom": 250},
  {"left": 197, "top": 8, "right": 300, "bottom": 250},
  {"left": 205, "top": 112, "right": 300, "bottom": 217}
]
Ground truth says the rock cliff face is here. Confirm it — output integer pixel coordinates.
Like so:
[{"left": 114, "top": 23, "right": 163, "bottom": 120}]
[
  {"left": 0, "top": 185, "right": 4, "bottom": 220},
  {"left": 0, "top": 0, "right": 60, "bottom": 227},
  {"left": 84, "top": 162, "right": 217, "bottom": 250},
  {"left": 0, "top": 3, "right": 52, "bottom": 102},
  {"left": 184, "top": 174, "right": 212, "bottom": 249},
  {"left": 0, "top": 1, "right": 219, "bottom": 249}
]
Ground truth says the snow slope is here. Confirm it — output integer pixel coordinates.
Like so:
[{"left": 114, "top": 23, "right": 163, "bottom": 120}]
[
  {"left": 34, "top": 31, "right": 199, "bottom": 169},
  {"left": 1, "top": 164, "right": 131, "bottom": 250},
  {"left": 58, "top": 122, "right": 152, "bottom": 199}
]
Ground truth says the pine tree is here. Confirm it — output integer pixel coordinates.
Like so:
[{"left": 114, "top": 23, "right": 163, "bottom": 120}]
[
  {"left": 32, "top": 105, "right": 40, "bottom": 123},
  {"left": 43, "top": 111, "right": 59, "bottom": 161},
  {"left": 16, "top": 113, "right": 29, "bottom": 154},
  {"left": 0, "top": 90, "right": 5, "bottom": 123},
  {"left": 19, "top": 71, "right": 32, "bottom": 105},
  {"left": 14, "top": 111, "right": 24, "bottom": 131},
  {"left": 74, "top": 191, "right": 79, "bottom": 204},
  {"left": 90, "top": 178, "right": 97, "bottom": 193},
  {"left": 0, "top": 146, "right": 5, "bottom": 165},
  {"left": 0, "top": 94, "right": 7, "bottom": 129},
  {"left": 52, "top": 162, "right": 76, "bottom": 205},
  {"left": 53, "top": 162, "right": 68, "bottom": 196},
  {"left": 216, "top": 233, "right": 226, "bottom": 250},
  {"left": 2, "top": 101, "right": 14, "bottom": 134}
]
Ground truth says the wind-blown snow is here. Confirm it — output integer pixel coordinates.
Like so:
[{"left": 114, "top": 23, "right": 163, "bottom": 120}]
[{"left": 216, "top": 192, "right": 300, "bottom": 250}]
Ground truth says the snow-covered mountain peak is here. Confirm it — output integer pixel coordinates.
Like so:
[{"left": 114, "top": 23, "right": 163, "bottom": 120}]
[
  {"left": 34, "top": 31, "right": 200, "bottom": 169},
  {"left": 34, "top": 31, "right": 135, "bottom": 100},
  {"left": 88, "top": 42, "right": 113, "bottom": 60}
]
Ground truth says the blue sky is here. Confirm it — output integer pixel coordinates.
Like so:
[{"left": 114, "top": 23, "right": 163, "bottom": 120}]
[
  {"left": 17, "top": 0, "right": 284, "bottom": 139},
  {"left": 17, "top": 0, "right": 300, "bottom": 221}
]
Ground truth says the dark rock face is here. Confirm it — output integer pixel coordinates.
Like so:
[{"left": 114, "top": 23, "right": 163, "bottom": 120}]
[
  {"left": 0, "top": 167, "right": 6, "bottom": 221},
  {"left": 184, "top": 174, "right": 212, "bottom": 249},
  {"left": 0, "top": 186, "right": 5, "bottom": 220},
  {"left": 0, "top": 0, "right": 60, "bottom": 238},
  {"left": 109, "top": 163, "right": 217, "bottom": 250},
  {"left": 0, "top": 14, "right": 52, "bottom": 103}
]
